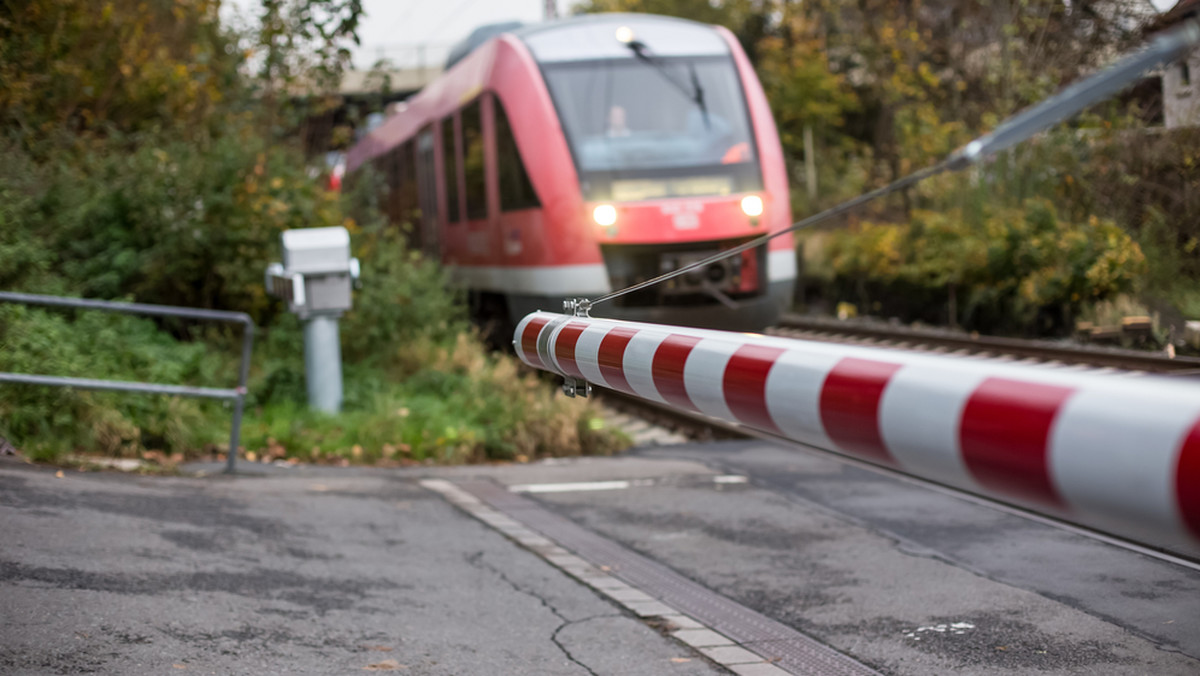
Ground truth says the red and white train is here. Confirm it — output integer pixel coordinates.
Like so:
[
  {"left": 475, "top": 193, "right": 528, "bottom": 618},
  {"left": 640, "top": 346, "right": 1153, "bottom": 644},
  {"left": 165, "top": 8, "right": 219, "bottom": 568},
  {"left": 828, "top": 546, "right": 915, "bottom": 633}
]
[{"left": 345, "top": 13, "right": 795, "bottom": 331}]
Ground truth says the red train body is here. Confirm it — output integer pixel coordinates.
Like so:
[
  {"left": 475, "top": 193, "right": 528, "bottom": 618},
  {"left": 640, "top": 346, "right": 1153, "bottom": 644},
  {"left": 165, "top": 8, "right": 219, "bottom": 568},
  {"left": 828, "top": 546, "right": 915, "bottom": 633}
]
[{"left": 346, "top": 13, "right": 795, "bottom": 331}]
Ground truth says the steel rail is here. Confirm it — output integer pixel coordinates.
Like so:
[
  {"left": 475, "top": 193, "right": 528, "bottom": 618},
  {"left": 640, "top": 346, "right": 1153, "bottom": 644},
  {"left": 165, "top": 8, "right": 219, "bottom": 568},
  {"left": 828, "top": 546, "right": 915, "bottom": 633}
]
[{"left": 773, "top": 314, "right": 1200, "bottom": 375}]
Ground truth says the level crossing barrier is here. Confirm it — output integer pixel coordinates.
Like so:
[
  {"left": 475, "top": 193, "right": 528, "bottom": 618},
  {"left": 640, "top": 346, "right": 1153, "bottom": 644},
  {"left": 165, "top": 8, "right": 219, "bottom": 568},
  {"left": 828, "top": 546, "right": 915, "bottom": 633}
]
[
  {"left": 0, "top": 292, "right": 254, "bottom": 473},
  {"left": 515, "top": 311, "right": 1200, "bottom": 558}
]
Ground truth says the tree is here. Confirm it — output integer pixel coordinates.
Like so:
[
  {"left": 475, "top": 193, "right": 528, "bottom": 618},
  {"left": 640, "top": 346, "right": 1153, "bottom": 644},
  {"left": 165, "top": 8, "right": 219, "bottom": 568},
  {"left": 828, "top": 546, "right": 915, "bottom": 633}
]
[{"left": 0, "top": 0, "right": 240, "bottom": 145}]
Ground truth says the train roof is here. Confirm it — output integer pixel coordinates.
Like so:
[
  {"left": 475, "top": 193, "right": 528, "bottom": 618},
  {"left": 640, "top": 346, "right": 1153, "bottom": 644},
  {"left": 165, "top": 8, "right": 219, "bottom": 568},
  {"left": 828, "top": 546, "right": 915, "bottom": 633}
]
[
  {"left": 445, "top": 13, "right": 730, "bottom": 69},
  {"left": 348, "top": 13, "right": 736, "bottom": 173}
]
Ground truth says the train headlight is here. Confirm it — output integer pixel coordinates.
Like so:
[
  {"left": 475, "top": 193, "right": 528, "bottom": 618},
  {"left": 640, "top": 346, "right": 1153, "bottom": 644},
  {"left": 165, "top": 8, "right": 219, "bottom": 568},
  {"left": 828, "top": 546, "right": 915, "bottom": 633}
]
[
  {"left": 740, "top": 195, "right": 764, "bottom": 218},
  {"left": 593, "top": 204, "right": 617, "bottom": 227}
]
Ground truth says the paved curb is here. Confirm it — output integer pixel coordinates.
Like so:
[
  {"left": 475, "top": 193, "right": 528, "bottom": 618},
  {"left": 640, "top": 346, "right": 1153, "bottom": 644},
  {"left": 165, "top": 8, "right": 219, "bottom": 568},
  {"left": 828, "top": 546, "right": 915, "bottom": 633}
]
[{"left": 421, "top": 478, "right": 876, "bottom": 675}]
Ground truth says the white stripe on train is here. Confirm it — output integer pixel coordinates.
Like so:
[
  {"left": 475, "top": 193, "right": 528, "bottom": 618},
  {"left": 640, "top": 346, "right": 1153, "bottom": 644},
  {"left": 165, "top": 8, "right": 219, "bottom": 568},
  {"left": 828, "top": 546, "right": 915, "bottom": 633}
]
[{"left": 447, "top": 250, "right": 798, "bottom": 295}]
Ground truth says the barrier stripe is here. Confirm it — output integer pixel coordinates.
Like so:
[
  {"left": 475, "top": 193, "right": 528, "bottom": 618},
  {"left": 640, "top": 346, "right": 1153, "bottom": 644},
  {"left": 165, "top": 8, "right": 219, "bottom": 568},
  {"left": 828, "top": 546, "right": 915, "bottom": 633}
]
[
  {"left": 724, "top": 345, "right": 785, "bottom": 435},
  {"left": 684, "top": 339, "right": 741, "bottom": 422},
  {"left": 1178, "top": 420, "right": 1200, "bottom": 540},
  {"left": 961, "top": 378, "right": 1073, "bottom": 509},
  {"left": 653, "top": 335, "right": 703, "bottom": 413},
  {"left": 515, "top": 311, "right": 1200, "bottom": 557},
  {"left": 554, "top": 321, "right": 587, "bottom": 379},
  {"left": 520, "top": 317, "right": 550, "bottom": 369},
  {"left": 819, "top": 358, "right": 902, "bottom": 465},
  {"left": 597, "top": 327, "right": 638, "bottom": 395}
]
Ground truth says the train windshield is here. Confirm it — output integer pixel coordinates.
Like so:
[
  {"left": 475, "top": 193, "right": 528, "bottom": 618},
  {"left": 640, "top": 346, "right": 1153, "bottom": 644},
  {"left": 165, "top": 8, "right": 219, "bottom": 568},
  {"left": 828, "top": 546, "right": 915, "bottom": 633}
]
[{"left": 542, "top": 56, "right": 761, "bottom": 202}]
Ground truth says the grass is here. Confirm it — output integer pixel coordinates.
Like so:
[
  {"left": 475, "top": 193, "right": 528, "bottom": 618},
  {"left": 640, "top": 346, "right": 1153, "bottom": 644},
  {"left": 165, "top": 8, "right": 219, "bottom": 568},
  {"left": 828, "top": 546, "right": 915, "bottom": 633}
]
[
  {"left": 238, "top": 334, "right": 630, "bottom": 466},
  {"left": 0, "top": 311, "right": 630, "bottom": 468}
]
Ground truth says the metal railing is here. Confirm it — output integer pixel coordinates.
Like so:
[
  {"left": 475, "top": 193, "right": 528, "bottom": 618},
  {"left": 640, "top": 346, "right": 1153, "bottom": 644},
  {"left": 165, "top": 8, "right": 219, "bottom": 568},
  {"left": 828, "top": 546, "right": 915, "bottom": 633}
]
[{"left": 0, "top": 292, "right": 254, "bottom": 473}]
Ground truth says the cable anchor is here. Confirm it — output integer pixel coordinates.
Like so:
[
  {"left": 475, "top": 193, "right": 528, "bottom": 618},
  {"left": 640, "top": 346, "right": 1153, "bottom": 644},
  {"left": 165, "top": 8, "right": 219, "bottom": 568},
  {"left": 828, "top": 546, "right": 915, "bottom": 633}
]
[
  {"left": 563, "top": 298, "right": 592, "bottom": 317},
  {"left": 560, "top": 298, "right": 593, "bottom": 398}
]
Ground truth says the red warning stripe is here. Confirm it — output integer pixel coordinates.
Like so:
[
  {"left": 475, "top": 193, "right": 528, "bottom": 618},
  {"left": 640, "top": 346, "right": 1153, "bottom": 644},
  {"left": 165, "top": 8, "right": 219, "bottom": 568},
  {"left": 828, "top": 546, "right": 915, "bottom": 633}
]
[
  {"left": 724, "top": 344, "right": 784, "bottom": 434},
  {"left": 597, "top": 327, "right": 638, "bottom": 394},
  {"left": 960, "top": 378, "right": 1074, "bottom": 509},
  {"left": 520, "top": 317, "right": 550, "bottom": 369},
  {"left": 1176, "top": 418, "right": 1200, "bottom": 540},
  {"left": 819, "top": 357, "right": 902, "bottom": 464},
  {"left": 652, "top": 334, "right": 702, "bottom": 412},
  {"left": 554, "top": 322, "right": 587, "bottom": 379}
]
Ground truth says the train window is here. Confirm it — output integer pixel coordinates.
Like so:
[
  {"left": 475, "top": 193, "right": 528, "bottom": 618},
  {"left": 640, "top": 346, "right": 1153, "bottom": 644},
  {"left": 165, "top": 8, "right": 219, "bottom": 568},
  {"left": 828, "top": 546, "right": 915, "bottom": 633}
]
[
  {"left": 462, "top": 100, "right": 487, "bottom": 220},
  {"left": 494, "top": 96, "right": 540, "bottom": 212},
  {"left": 441, "top": 116, "right": 460, "bottom": 223},
  {"left": 541, "top": 55, "right": 762, "bottom": 201},
  {"left": 386, "top": 146, "right": 403, "bottom": 224},
  {"left": 397, "top": 140, "right": 419, "bottom": 226}
]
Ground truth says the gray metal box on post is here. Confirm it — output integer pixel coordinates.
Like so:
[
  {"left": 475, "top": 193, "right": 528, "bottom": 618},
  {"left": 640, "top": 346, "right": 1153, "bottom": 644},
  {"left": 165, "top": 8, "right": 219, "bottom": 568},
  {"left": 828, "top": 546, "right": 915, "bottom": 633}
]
[{"left": 265, "top": 226, "right": 360, "bottom": 413}]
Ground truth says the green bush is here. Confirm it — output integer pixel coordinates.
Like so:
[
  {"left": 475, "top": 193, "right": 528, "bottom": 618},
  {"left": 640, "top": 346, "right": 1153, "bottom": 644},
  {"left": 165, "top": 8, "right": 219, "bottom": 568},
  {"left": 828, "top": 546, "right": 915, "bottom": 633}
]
[
  {"left": 823, "top": 198, "right": 1146, "bottom": 334},
  {"left": 0, "top": 305, "right": 229, "bottom": 461}
]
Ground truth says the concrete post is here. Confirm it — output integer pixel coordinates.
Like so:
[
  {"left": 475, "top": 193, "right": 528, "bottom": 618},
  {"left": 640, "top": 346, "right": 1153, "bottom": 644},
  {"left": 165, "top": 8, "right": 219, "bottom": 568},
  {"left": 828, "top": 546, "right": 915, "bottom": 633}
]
[{"left": 303, "top": 314, "right": 344, "bottom": 413}]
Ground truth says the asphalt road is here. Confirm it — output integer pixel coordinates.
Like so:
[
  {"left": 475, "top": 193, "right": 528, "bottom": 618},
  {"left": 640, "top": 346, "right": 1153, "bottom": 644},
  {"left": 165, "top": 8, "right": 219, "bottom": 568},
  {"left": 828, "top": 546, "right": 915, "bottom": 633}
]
[
  {"left": 2, "top": 439, "right": 1198, "bottom": 675},
  {"left": 0, "top": 458, "right": 722, "bottom": 675}
]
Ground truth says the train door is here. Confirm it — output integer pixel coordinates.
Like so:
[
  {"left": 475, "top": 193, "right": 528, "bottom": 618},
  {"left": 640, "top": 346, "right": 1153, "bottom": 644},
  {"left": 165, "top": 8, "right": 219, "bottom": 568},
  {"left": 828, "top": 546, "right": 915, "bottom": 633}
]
[
  {"left": 461, "top": 98, "right": 494, "bottom": 262},
  {"left": 416, "top": 126, "right": 439, "bottom": 258}
]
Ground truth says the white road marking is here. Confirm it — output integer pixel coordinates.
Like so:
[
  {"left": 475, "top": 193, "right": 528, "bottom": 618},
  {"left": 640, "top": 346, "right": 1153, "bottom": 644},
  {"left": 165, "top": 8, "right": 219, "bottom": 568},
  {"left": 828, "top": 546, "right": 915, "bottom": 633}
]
[
  {"left": 508, "top": 475, "right": 749, "bottom": 493},
  {"left": 508, "top": 479, "right": 648, "bottom": 493},
  {"left": 713, "top": 475, "right": 749, "bottom": 484}
]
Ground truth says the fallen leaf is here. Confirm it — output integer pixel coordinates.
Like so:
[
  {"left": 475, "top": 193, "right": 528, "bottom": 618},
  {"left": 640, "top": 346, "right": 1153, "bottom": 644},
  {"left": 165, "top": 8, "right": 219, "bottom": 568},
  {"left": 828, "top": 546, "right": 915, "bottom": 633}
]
[
  {"left": 670, "top": 657, "right": 691, "bottom": 663},
  {"left": 172, "top": 664, "right": 187, "bottom": 670},
  {"left": 363, "top": 659, "right": 405, "bottom": 671},
  {"left": 364, "top": 645, "right": 393, "bottom": 652},
  {"left": 55, "top": 470, "right": 64, "bottom": 478}
]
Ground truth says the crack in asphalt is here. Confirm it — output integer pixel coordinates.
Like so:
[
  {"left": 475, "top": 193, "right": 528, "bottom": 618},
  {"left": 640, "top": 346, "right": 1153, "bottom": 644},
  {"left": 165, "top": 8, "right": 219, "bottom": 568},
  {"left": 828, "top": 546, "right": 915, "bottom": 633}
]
[{"left": 465, "top": 550, "right": 615, "bottom": 676}]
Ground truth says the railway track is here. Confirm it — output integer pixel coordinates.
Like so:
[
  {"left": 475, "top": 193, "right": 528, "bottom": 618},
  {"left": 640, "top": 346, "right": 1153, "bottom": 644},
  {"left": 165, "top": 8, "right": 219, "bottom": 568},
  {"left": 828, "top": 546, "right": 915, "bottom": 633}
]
[{"left": 772, "top": 313, "right": 1200, "bottom": 376}]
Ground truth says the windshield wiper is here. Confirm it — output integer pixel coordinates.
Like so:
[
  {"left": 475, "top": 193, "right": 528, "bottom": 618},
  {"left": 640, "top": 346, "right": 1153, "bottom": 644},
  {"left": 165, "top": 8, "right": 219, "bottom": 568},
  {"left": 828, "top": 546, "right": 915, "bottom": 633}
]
[{"left": 623, "top": 39, "right": 710, "bottom": 130}]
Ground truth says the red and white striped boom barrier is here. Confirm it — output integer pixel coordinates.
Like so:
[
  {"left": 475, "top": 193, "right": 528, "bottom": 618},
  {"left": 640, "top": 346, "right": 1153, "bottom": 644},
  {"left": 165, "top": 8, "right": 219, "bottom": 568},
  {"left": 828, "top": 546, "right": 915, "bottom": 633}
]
[{"left": 515, "top": 312, "right": 1200, "bottom": 558}]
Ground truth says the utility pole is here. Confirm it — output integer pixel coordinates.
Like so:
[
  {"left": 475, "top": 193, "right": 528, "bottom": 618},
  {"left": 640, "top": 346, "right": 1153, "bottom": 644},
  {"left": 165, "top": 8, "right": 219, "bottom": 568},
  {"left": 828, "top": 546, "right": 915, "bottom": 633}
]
[{"left": 544, "top": 0, "right": 558, "bottom": 20}]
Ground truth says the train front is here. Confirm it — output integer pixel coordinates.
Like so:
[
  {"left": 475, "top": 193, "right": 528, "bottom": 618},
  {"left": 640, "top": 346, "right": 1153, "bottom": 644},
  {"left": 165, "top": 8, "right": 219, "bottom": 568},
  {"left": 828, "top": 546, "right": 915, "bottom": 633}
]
[{"left": 521, "top": 14, "right": 796, "bottom": 331}]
